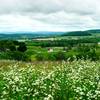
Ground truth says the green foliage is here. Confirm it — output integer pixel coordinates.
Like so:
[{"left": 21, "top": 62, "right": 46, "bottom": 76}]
[
  {"left": 62, "top": 31, "right": 92, "bottom": 36},
  {"left": 0, "top": 60, "right": 100, "bottom": 100},
  {"left": 8, "top": 51, "right": 29, "bottom": 61},
  {"left": 36, "top": 53, "right": 46, "bottom": 61},
  {"left": 17, "top": 42, "right": 27, "bottom": 52},
  {"left": 0, "top": 40, "right": 28, "bottom": 61},
  {"left": 31, "top": 38, "right": 98, "bottom": 47},
  {"left": 0, "top": 38, "right": 100, "bottom": 61},
  {"left": 54, "top": 51, "right": 66, "bottom": 60},
  {"left": 35, "top": 47, "right": 100, "bottom": 61},
  {"left": 0, "top": 51, "right": 29, "bottom": 61}
]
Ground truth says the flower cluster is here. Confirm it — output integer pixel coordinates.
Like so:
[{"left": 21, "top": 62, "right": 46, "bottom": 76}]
[{"left": 0, "top": 60, "right": 100, "bottom": 100}]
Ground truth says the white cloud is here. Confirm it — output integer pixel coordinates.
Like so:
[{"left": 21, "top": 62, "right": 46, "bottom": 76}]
[{"left": 0, "top": 0, "right": 100, "bottom": 32}]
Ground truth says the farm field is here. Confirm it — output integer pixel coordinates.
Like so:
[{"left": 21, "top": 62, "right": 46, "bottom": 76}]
[
  {"left": 0, "top": 60, "right": 100, "bottom": 100},
  {"left": 25, "top": 34, "right": 100, "bottom": 61},
  {"left": 0, "top": 33, "right": 100, "bottom": 61}
]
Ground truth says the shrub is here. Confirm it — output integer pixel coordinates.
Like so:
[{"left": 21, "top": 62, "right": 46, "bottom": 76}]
[
  {"left": 7, "top": 51, "right": 29, "bottom": 61},
  {"left": 17, "top": 42, "right": 27, "bottom": 52}
]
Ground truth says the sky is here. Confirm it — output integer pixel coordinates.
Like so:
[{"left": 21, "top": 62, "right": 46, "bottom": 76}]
[{"left": 0, "top": 0, "right": 100, "bottom": 32}]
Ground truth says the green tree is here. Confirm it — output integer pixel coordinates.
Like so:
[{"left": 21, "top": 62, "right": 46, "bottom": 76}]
[{"left": 17, "top": 42, "right": 27, "bottom": 52}]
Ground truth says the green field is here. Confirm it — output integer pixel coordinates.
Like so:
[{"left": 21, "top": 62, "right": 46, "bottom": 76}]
[
  {"left": 0, "top": 33, "right": 100, "bottom": 61},
  {"left": 25, "top": 34, "right": 100, "bottom": 61}
]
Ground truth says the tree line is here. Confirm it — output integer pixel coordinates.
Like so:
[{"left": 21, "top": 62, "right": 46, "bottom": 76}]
[
  {"left": 0, "top": 40, "right": 28, "bottom": 61},
  {"left": 32, "top": 38, "right": 98, "bottom": 47}
]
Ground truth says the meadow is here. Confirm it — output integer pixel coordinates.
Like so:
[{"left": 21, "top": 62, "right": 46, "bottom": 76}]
[
  {"left": 0, "top": 31, "right": 100, "bottom": 100},
  {"left": 0, "top": 60, "right": 100, "bottom": 100},
  {"left": 0, "top": 32, "right": 100, "bottom": 61}
]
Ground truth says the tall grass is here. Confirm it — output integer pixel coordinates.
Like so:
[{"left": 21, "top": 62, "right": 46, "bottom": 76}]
[{"left": 0, "top": 60, "right": 100, "bottom": 100}]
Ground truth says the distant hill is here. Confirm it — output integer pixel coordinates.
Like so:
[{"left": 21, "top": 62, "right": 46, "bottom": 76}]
[
  {"left": 0, "top": 32, "right": 65, "bottom": 40},
  {"left": 87, "top": 29, "right": 100, "bottom": 33},
  {"left": 0, "top": 29, "right": 100, "bottom": 40},
  {"left": 62, "top": 31, "right": 92, "bottom": 36}
]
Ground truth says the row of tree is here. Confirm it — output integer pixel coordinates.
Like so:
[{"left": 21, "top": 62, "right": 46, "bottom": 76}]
[{"left": 32, "top": 38, "right": 98, "bottom": 47}]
